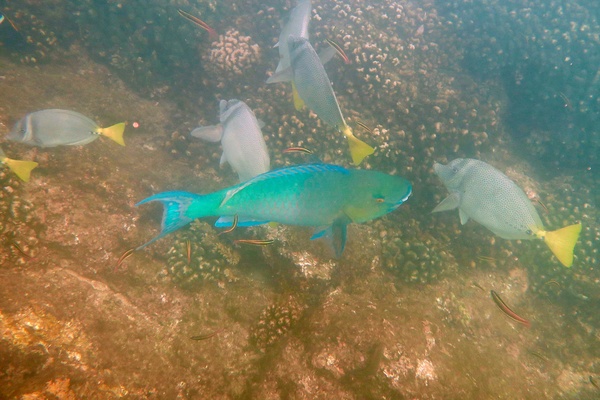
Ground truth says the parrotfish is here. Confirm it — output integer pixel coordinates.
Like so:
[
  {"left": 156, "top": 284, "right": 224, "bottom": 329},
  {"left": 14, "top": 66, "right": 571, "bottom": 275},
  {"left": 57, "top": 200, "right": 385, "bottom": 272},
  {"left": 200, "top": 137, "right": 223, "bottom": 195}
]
[
  {"left": 432, "top": 158, "right": 581, "bottom": 267},
  {"left": 287, "top": 35, "right": 374, "bottom": 165},
  {"left": 0, "top": 146, "right": 38, "bottom": 182},
  {"left": 136, "top": 163, "right": 412, "bottom": 257},
  {"left": 266, "top": 0, "right": 312, "bottom": 84},
  {"left": 8, "top": 109, "right": 125, "bottom": 147},
  {"left": 191, "top": 99, "right": 270, "bottom": 183}
]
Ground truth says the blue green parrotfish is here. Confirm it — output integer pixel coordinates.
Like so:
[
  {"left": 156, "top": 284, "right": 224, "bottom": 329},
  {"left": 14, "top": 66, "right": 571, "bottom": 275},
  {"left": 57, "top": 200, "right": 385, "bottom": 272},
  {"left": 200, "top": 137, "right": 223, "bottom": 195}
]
[{"left": 136, "top": 163, "right": 412, "bottom": 257}]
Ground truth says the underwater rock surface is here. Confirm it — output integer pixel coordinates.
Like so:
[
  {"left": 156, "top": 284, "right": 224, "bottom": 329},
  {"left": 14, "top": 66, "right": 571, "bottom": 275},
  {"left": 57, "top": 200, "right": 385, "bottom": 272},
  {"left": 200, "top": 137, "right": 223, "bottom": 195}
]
[{"left": 0, "top": 0, "right": 599, "bottom": 398}]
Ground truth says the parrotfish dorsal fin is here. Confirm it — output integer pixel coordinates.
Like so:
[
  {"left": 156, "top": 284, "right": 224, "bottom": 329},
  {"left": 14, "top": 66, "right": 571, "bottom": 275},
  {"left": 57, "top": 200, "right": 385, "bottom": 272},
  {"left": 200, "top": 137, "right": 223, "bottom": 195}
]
[
  {"left": 99, "top": 122, "right": 126, "bottom": 146},
  {"left": 3, "top": 157, "right": 38, "bottom": 182},
  {"left": 341, "top": 125, "right": 374, "bottom": 165},
  {"left": 292, "top": 81, "right": 305, "bottom": 111},
  {"left": 541, "top": 222, "right": 582, "bottom": 267}
]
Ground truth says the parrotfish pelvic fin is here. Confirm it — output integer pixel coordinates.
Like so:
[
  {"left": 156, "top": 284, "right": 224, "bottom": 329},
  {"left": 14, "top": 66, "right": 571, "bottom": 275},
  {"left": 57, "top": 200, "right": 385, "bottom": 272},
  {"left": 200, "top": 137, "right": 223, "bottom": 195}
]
[
  {"left": 341, "top": 125, "right": 374, "bottom": 165},
  {"left": 310, "top": 217, "right": 349, "bottom": 258},
  {"left": 292, "top": 81, "right": 305, "bottom": 111},
  {"left": 538, "top": 222, "right": 582, "bottom": 267},
  {"left": 2, "top": 157, "right": 38, "bottom": 182},
  {"left": 99, "top": 122, "right": 126, "bottom": 146}
]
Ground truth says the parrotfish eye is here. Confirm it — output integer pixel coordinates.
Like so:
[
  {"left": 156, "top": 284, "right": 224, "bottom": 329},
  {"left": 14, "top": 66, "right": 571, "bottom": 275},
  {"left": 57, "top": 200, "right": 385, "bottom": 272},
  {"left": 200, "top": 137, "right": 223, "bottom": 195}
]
[{"left": 375, "top": 196, "right": 385, "bottom": 203}]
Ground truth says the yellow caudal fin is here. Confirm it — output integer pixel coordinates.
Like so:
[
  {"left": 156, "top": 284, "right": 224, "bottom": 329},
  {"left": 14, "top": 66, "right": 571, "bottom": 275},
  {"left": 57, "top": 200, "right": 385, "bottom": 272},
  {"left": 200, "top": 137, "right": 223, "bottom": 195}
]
[
  {"left": 3, "top": 158, "right": 38, "bottom": 182},
  {"left": 542, "top": 223, "right": 582, "bottom": 267},
  {"left": 342, "top": 125, "right": 374, "bottom": 165},
  {"left": 291, "top": 81, "right": 304, "bottom": 111},
  {"left": 99, "top": 122, "right": 126, "bottom": 146}
]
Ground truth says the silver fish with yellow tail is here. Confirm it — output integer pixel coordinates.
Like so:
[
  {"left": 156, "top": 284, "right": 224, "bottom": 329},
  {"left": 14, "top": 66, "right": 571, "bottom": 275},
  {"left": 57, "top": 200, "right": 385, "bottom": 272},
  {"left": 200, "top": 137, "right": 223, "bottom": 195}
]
[
  {"left": 285, "top": 35, "right": 373, "bottom": 165},
  {"left": 432, "top": 158, "right": 581, "bottom": 267},
  {"left": 9, "top": 109, "right": 125, "bottom": 147}
]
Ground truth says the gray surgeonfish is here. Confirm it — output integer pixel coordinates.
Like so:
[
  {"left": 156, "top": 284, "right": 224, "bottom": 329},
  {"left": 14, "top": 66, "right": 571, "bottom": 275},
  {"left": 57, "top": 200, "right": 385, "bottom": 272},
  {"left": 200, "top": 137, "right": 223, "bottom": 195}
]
[
  {"left": 191, "top": 99, "right": 270, "bottom": 183},
  {"left": 432, "top": 158, "right": 581, "bottom": 267},
  {"left": 266, "top": 0, "right": 312, "bottom": 84},
  {"left": 9, "top": 109, "right": 125, "bottom": 147},
  {"left": 285, "top": 35, "right": 373, "bottom": 165}
]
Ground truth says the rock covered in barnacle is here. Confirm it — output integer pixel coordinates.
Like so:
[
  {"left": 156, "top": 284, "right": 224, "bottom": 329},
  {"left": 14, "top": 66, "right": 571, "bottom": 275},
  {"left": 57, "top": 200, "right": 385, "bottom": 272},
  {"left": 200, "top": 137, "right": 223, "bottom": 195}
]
[
  {"left": 250, "top": 296, "right": 304, "bottom": 351},
  {"left": 165, "top": 220, "right": 240, "bottom": 289},
  {"left": 0, "top": 168, "right": 38, "bottom": 266},
  {"left": 203, "top": 28, "right": 261, "bottom": 79},
  {"left": 380, "top": 218, "right": 457, "bottom": 284}
]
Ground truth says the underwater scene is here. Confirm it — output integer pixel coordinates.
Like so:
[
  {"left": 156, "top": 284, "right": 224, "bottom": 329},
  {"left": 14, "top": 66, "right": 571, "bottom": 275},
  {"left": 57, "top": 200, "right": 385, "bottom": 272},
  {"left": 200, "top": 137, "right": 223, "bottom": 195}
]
[{"left": 0, "top": 0, "right": 599, "bottom": 398}]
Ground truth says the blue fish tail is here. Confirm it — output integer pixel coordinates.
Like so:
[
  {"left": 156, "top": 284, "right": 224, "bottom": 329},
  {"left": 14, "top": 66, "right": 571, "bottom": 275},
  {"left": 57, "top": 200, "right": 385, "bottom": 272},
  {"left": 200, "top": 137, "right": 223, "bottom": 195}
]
[{"left": 136, "top": 191, "right": 216, "bottom": 249}]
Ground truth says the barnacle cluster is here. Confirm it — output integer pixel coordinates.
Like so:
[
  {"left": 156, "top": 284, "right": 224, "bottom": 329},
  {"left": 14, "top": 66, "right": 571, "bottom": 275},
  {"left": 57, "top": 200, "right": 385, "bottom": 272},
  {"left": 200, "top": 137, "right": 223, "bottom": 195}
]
[
  {"left": 204, "top": 28, "right": 262, "bottom": 79},
  {"left": 381, "top": 219, "right": 458, "bottom": 284},
  {"left": 437, "top": 0, "right": 600, "bottom": 168},
  {"left": 166, "top": 220, "right": 240, "bottom": 288},
  {"left": 250, "top": 296, "right": 304, "bottom": 351},
  {"left": 0, "top": 168, "right": 37, "bottom": 266}
]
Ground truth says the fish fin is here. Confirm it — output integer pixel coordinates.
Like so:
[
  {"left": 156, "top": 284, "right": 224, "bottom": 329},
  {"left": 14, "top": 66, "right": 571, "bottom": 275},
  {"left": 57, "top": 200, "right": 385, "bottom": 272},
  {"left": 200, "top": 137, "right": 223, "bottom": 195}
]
[
  {"left": 136, "top": 191, "right": 206, "bottom": 249},
  {"left": 190, "top": 125, "right": 224, "bottom": 142},
  {"left": 100, "top": 122, "right": 126, "bottom": 146},
  {"left": 292, "top": 81, "right": 305, "bottom": 110},
  {"left": 342, "top": 125, "right": 374, "bottom": 165},
  {"left": 459, "top": 209, "right": 469, "bottom": 225},
  {"left": 318, "top": 46, "right": 337, "bottom": 65},
  {"left": 2, "top": 157, "right": 38, "bottom": 182},
  {"left": 215, "top": 216, "right": 269, "bottom": 227},
  {"left": 310, "top": 219, "right": 348, "bottom": 258},
  {"left": 266, "top": 67, "right": 293, "bottom": 84},
  {"left": 257, "top": 119, "right": 266, "bottom": 129},
  {"left": 432, "top": 193, "right": 460, "bottom": 213},
  {"left": 540, "top": 223, "right": 582, "bottom": 267},
  {"left": 219, "top": 152, "right": 227, "bottom": 166}
]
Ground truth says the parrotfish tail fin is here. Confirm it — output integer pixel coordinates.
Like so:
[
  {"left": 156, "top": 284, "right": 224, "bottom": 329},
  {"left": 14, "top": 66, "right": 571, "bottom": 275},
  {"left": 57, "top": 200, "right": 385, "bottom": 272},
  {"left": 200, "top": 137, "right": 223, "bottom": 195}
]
[
  {"left": 342, "top": 125, "right": 374, "bottom": 165},
  {"left": 3, "top": 157, "right": 38, "bottom": 182},
  {"left": 135, "top": 191, "right": 207, "bottom": 249},
  {"left": 310, "top": 218, "right": 348, "bottom": 258},
  {"left": 292, "top": 81, "right": 305, "bottom": 111},
  {"left": 100, "top": 122, "right": 126, "bottom": 146},
  {"left": 540, "top": 222, "right": 582, "bottom": 267}
]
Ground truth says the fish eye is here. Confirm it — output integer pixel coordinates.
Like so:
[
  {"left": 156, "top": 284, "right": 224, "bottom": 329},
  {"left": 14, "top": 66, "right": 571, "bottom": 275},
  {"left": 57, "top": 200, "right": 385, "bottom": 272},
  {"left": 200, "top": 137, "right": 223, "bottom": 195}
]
[
  {"left": 525, "top": 229, "right": 533, "bottom": 235},
  {"left": 375, "top": 197, "right": 385, "bottom": 203}
]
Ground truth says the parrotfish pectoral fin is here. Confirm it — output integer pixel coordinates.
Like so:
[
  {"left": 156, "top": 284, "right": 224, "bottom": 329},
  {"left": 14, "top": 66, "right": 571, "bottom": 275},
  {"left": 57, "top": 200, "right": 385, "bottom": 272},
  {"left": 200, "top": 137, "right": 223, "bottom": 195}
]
[
  {"left": 190, "top": 124, "right": 224, "bottom": 143},
  {"left": 342, "top": 125, "right": 374, "bottom": 165},
  {"left": 3, "top": 157, "right": 38, "bottom": 182},
  {"left": 541, "top": 222, "right": 582, "bottom": 267},
  {"left": 99, "top": 122, "right": 126, "bottom": 146},
  {"left": 432, "top": 194, "right": 460, "bottom": 213},
  {"left": 135, "top": 191, "right": 204, "bottom": 249},
  {"left": 292, "top": 81, "right": 305, "bottom": 111},
  {"left": 310, "top": 218, "right": 348, "bottom": 258}
]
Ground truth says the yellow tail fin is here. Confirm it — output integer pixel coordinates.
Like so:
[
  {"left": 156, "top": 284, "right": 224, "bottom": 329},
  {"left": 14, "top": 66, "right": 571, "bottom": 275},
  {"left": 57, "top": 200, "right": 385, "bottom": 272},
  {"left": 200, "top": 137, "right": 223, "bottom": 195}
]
[
  {"left": 99, "top": 122, "right": 126, "bottom": 146},
  {"left": 542, "top": 223, "right": 582, "bottom": 267},
  {"left": 3, "top": 157, "right": 38, "bottom": 182},
  {"left": 292, "top": 81, "right": 304, "bottom": 111},
  {"left": 342, "top": 125, "right": 374, "bottom": 165}
]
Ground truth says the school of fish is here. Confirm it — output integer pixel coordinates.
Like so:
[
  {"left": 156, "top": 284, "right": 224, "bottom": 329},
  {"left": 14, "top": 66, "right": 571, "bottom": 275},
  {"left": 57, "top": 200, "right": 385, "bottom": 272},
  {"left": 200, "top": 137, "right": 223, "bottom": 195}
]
[{"left": 1, "top": 2, "right": 583, "bottom": 273}]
